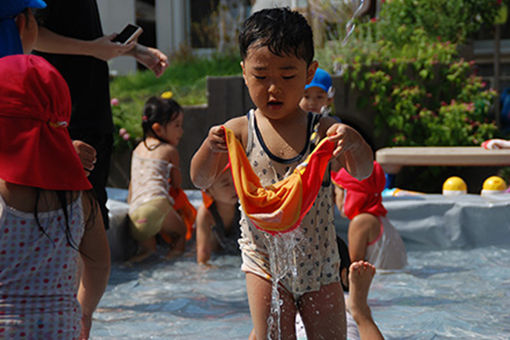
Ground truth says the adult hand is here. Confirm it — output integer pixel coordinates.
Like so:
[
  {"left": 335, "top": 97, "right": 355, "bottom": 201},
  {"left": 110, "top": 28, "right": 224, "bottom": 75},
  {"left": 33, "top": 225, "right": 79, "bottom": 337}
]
[
  {"left": 73, "top": 140, "right": 97, "bottom": 175},
  {"left": 131, "top": 44, "right": 169, "bottom": 77},
  {"left": 88, "top": 34, "right": 136, "bottom": 61}
]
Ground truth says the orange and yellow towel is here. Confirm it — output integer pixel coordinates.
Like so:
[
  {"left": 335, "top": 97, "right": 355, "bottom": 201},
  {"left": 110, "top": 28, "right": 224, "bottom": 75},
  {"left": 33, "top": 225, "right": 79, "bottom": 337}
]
[
  {"left": 159, "top": 188, "right": 196, "bottom": 244},
  {"left": 223, "top": 126, "right": 335, "bottom": 234}
]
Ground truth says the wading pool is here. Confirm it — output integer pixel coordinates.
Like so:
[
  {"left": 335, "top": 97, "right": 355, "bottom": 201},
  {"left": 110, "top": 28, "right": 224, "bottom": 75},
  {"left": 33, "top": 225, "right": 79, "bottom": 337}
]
[{"left": 91, "top": 190, "right": 510, "bottom": 339}]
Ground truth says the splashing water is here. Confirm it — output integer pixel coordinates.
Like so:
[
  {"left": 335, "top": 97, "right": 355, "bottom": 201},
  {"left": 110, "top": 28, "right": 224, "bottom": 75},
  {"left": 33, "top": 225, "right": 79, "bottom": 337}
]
[
  {"left": 263, "top": 229, "right": 305, "bottom": 340},
  {"left": 342, "top": 0, "right": 369, "bottom": 45}
]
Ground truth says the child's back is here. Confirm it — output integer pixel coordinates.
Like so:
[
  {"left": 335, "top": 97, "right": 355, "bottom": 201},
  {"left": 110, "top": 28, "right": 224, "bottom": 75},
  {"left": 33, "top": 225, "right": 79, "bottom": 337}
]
[
  {"left": 0, "top": 54, "right": 109, "bottom": 339},
  {"left": 333, "top": 161, "right": 407, "bottom": 270}
]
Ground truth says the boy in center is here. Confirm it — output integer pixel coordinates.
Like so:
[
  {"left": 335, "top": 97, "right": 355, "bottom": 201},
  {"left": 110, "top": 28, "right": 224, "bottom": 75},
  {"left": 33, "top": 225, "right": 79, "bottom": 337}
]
[{"left": 191, "top": 7, "right": 373, "bottom": 339}]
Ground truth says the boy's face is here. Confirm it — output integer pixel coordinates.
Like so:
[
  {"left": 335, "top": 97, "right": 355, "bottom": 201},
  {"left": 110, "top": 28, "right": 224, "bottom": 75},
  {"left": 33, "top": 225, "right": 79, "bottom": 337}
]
[
  {"left": 299, "top": 86, "right": 333, "bottom": 114},
  {"left": 241, "top": 44, "right": 317, "bottom": 120}
]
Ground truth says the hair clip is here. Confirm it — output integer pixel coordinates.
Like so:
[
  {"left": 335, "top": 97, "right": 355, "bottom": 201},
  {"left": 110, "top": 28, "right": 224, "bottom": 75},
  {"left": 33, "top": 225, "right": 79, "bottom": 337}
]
[
  {"left": 327, "top": 86, "right": 336, "bottom": 99},
  {"left": 48, "top": 121, "right": 69, "bottom": 128},
  {"left": 161, "top": 91, "right": 173, "bottom": 99}
]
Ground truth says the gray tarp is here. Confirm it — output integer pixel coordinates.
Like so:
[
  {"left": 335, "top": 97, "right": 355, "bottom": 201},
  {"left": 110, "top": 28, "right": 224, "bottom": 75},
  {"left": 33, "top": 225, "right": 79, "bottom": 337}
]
[{"left": 105, "top": 188, "right": 510, "bottom": 261}]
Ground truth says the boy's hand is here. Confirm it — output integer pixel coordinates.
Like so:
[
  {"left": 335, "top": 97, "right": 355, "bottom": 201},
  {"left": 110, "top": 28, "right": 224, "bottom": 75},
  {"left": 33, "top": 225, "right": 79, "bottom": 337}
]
[
  {"left": 327, "top": 123, "right": 360, "bottom": 157},
  {"left": 207, "top": 126, "right": 228, "bottom": 153}
]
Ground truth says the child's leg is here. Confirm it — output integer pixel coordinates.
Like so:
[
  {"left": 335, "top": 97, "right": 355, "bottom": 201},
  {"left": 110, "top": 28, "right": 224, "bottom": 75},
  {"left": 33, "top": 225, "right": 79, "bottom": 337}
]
[
  {"left": 347, "top": 261, "right": 383, "bottom": 340},
  {"left": 160, "top": 207, "right": 187, "bottom": 259},
  {"left": 246, "top": 273, "right": 298, "bottom": 340},
  {"left": 298, "top": 282, "right": 347, "bottom": 340}
]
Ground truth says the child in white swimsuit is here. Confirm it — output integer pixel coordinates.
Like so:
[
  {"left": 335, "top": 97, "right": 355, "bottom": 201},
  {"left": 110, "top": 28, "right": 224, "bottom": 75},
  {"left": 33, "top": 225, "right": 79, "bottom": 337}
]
[
  {"left": 190, "top": 8, "right": 373, "bottom": 339},
  {"left": 128, "top": 93, "right": 187, "bottom": 262}
]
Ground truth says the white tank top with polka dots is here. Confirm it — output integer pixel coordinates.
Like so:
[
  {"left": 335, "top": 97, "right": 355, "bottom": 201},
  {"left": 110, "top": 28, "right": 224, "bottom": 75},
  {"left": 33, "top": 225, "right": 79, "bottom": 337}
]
[
  {"left": 238, "top": 110, "right": 341, "bottom": 297},
  {"left": 0, "top": 192, "right": 85, "bottom": 339}
]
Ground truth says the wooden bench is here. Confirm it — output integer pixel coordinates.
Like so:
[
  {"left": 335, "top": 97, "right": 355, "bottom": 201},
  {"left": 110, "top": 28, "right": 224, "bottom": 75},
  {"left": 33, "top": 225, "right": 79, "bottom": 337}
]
[{"left": 376, "top": 146, "right": 510, "bottom": 174}]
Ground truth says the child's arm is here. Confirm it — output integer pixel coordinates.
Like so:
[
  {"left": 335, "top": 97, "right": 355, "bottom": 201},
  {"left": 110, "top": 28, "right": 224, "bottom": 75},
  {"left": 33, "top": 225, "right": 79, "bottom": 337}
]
[
  {"left": 333, "top": 184, "right": 346, "bottom": 217},
  {"left": 191, "top": 117, "right": 246, "bottom": 190},
  {"left": 195, "top": 204, "right": 215, "bottom": 264},
  {"left": 190, "top": 125, "right": 229, "bottom": 190},
  {"left": 167, "top": 145, "right": 182, "bottom": 189},
  {"left": 78, "top": 192, "right": 111, "bottom": 340},
  {"left": 324, "top": 120, "right": 373, "bottom": 181}
]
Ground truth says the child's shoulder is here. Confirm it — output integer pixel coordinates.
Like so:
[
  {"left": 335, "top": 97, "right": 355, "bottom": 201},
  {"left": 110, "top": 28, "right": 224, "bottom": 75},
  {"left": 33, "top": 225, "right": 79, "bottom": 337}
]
[
  {"left": 224, "top": 115, "right": 249, "bottom": 147},
  {"left": 158, "top": 143, "right": 180, "bottom": 163},
  {"left": 133, "top": 142, "right": 179, "bottom": 164}
]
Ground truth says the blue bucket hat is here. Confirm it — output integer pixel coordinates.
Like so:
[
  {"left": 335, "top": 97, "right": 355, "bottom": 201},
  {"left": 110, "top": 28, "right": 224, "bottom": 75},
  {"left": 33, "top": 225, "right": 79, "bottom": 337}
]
[
  {"left": 0, "top": 0, "right": 47, "bottom": 58},
  {"left": 305, "top": 68, "right": 333, "bottom": 94}
]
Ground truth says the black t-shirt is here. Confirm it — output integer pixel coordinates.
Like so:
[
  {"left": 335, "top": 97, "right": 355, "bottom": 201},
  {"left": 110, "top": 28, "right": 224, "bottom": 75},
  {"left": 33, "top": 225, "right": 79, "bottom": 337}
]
[{"left": 34, "top": 0, "right": 113, "bottom": 134}]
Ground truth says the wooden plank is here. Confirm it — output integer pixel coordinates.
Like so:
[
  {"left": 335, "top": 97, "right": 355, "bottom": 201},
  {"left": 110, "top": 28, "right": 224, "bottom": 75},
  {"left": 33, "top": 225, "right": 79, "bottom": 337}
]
[{"left": 376, "top": 146, "right": 510, "bottom": 174}]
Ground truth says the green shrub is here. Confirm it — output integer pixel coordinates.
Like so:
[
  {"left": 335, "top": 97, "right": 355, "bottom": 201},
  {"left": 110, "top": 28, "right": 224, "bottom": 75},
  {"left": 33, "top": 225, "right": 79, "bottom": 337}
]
[
  {"left": 317, "top": 0, "right": 502, "bottom": 147},
  {"left": 315, "top": 0, "right": 505, "bottom": 192}
]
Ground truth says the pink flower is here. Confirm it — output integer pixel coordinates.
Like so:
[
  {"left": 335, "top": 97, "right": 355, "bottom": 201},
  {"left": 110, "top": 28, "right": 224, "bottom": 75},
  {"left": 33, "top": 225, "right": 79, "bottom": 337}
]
[
  {"left": 122, "top": 133, "right": 131, "bottom": 141},
  {"left": 119, "top": 128, "right": 127, "bottom": 136},
  {"left": 111, "top": 98, "right": 119, "bottom": 106},
  {"left": 370, "top": 17, "right": 377, "bottom": 23}
]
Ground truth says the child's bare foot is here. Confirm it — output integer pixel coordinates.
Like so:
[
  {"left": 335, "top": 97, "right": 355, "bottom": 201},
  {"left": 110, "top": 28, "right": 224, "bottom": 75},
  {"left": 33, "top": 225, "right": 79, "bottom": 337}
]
[
  {"left": 126, "top": 247, "right": 155, "bottom": 264},
  {"left": 165, "top": 248, "right": 184, "bottom": 260},
  {"left": 126, "top": 238, "right": 156, "bottom": 264},
  {"left": 347, "top": 261, "right": 384, "bottom": 340},
  {"left": 347, "top": 260, "right": 375, "bottom": 320}
]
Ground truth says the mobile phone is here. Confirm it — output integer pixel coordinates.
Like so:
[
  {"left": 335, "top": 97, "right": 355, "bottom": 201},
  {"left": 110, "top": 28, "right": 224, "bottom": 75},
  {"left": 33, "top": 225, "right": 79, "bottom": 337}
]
[{"left": 112, "top": 24, "right": 143, "bottom": 45}]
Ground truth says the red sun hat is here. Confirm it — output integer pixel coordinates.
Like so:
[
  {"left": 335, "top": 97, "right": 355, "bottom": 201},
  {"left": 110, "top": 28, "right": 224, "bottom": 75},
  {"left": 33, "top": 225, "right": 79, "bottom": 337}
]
[
  {"left": 0, "top": 54, "right": 91, "bottom": 191},
  {"left": 332, "top": 161, "right": 387, "bottom": 220}
]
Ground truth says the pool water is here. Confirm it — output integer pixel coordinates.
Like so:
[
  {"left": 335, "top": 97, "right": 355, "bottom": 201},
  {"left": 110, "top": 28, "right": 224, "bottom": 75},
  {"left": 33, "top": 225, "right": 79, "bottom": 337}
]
[
  {"left": 96, "top": 189, "right": 510, "bottom": 339},
  {"left": 90, "top": 244, "right": 510, "bottom": 339}
]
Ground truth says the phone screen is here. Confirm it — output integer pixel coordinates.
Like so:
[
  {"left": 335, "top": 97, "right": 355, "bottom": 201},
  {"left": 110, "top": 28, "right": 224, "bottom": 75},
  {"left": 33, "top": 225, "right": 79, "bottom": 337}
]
[{"left": 112, "top": 24, "right": 140, "bottom": 44}]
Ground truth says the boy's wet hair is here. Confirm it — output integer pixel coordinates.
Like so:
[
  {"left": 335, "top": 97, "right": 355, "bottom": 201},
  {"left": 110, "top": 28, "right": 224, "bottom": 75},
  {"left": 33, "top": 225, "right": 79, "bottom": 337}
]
[
  {"left": 239, "top": 7, "right": 314, "bottom": 65},
  {"left": 142, "top": 96, "right": 182, "bottom": 140}
]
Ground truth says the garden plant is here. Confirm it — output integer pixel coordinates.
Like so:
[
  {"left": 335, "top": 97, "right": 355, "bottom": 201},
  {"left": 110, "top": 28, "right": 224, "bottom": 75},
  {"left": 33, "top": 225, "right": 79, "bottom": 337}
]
[{"left": 314, "top": 0, "right": 506, "bottom": 191}]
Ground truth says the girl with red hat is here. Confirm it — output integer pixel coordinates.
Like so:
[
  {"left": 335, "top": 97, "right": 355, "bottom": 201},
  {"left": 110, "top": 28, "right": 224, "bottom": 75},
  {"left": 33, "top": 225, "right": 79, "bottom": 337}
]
[
  {"left": 332, "top": 161, "right": 407, "bottom": 270},
  {"left": 0, "top": 54, "right": 110, "bottom": 339}
]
